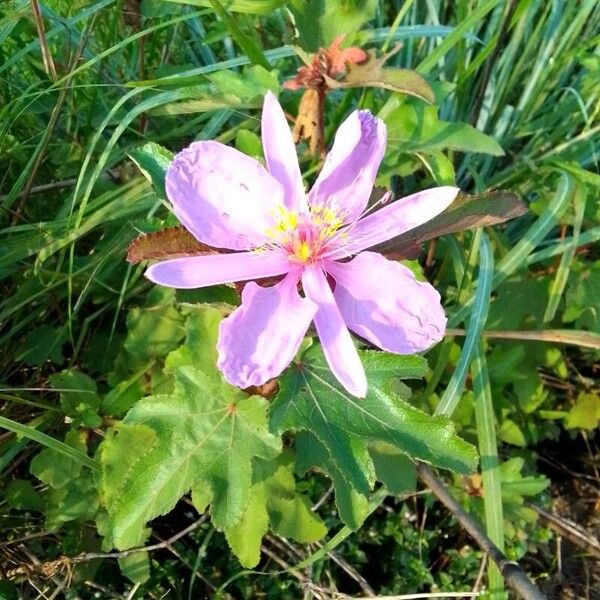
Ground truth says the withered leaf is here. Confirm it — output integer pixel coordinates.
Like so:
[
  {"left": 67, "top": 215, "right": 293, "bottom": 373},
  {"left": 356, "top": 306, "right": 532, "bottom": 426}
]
[
  {"left": 325, "top": 45, "right": 434, "bottom": 104},
  {"left": 292, "top": 88, "right": 326, "bottom": 157},
  {"left": 127, "top": 227, "right": 222, "bottom": 264},
  {"left": 377, "top": 190, "right": 527, "bottom": 259}
]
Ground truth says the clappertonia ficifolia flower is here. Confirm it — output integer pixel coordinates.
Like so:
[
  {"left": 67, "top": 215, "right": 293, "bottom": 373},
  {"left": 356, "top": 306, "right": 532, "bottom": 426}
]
[{"left": 145, "top": 92, "right": 458, "bottom": 397}]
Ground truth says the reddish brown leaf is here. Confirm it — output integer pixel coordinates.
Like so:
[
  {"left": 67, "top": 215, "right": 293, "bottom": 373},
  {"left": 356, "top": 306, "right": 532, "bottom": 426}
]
[
  {"left": 127, "top": 227, "right": 223, "bottom": 263},
  {"left": 325, "top": 45, "right": 435, "bottom": 104},
  {"left": 377, "top": 190, "right": 527, "bottom": 259}
]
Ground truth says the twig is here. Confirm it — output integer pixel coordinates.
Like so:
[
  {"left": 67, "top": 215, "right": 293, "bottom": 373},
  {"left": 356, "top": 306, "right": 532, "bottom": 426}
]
[
  {"left": 29, "top": 0, "right": 57, "bottom": 81},
  {"left": 333, "top": 595, "right": 480, "bottom": 600},
  {"left": 416, "top": 463, "right": 547, "bottom": 600},
  {"left": 472, "top": 554, "right": 488, "bottom": 593},
  {"left": 445, "top": 328, "right": 600, "bottom": 350},
  {"left": 526, "top": 503, "right": 600, "bottom": 559},
  {"left": 73, "top": 515, "right": 207, "bottom": 562}
]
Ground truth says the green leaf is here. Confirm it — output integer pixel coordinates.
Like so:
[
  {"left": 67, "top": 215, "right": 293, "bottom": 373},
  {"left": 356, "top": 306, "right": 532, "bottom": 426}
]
[
  {"left": 369, "top": 442, "right": 417, "bottom": 495},
  {"left": 102, "top": 377, "right": 145, "bottom": 417},
  {"left": 49, "top": 369, "right": 102, "bottom": 428},
  {"left": 270, "top": 346, "right": 478, "bottom": 497},
  {"left": 128, "top": 142, "right": 174, "bottom": 200},
  {"left": 30, "top": 430, "right": 87, "bottom": 489},
  {"left": 224, "top": 450, "right": 327, "bottom": 567},
  {"left": 115, "top": 290, "right": 186, "bottom": 377},
  {"left": 564, "top": 392, "right": 600, "bottom": 431},
  {"left": 385, "top": 101, "right": 504, "bottom": 156},
  {"left": 101, "top": 367, "right": 281, "bottom": 549},
  {"left": 236, "top": 129, "right": 263, "bottom": 160},
  {"left": 5, "top": 480, "right": 44, "bottom": 511},
  {"left": 564, "top": 260, "right": 600, "bottom": 333},
  {"left": 415, "top": 151, "right": 456, "bottom": 185},
  {"left": 45, "top": 474, "right": 99, "bottom": 530},
  {"left": 296, "top": 432, "right": 370, "bottom": 529},
  {"left": 164, "top": 304, "right": 223, "bottom": 374},
  {"left": 209, "top": 65, "right": 279, "bottom": 100},
  {"left": 499, "top": 458, "right": 549, "bottom": 505},
  {"left": 99, "top": 423, "right": 158, "bottom": 513},
  {"left": 287, "top": 0, "right": 377, "bottom": 51},
  {"left": 119, "top": 552, "right": 150, "bottom": 585},
  {"left": 498, "top": 419, "right": 527, "bottom": 447}
]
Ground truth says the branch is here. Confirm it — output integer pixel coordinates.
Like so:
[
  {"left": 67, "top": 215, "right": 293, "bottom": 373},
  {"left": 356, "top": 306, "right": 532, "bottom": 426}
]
[
  {"left": 72, "top": 515, "right": 207, "bottom": 562},
  {"left": 416, "top": 463, "right": 547, "bottom": 600}
]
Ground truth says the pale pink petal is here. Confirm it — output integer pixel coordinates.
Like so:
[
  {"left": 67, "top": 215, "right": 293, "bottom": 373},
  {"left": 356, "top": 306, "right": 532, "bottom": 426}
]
[
  {"left": 217, "top": 272, "right": 316, "bottom": 388},
  {"left": 165, "top": 141, "right": 284, "bottom": 250},
  {"left": 308, "top": 110, "right": 386, "bottom": 224},
  {"left": 326, "top": 252, "right": 446, "bottom": 353},
  {"left": 145, "top": 251, "right": 290, "bottom": 289},
  {"left": 262, "top": 91, "right": 306, "bottom": 213},
  {"left": 330, "top": 186, "right": 459, "bottom": 258},
  {"left": 301, "top": 266, "right": 367, "bottom": 397}
]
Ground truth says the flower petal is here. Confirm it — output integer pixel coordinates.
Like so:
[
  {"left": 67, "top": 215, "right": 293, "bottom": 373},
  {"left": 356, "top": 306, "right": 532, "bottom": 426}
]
[
  {"left": 332, "top": 186, "right": 459, "bottom": 258},
  {"left": 262, "top": 91, "right": 306, "bottom": 212},
  {"left": 145, "top": 251, "right": 290, "bottom": 289},
  {"left": 165, "top": 141, "right": 284, "bottom": 250},
  {"left": 301, "top": 266, "right": 367, "bottom": 397},
  {"left": 326, "top": 252, "right": 446, "bottom": 354},
  {"left": 308, "top": 110, "right": 386, "bottom": 224},
  {"left": 217, "top": 272, "right": 316, "bottom": 388}
]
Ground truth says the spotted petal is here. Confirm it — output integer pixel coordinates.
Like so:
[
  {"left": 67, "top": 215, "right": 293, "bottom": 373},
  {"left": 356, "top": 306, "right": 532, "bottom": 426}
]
[
  {"left": 217, "top": 272, "right": 317, "bottom": 388},
  {"left": 326, "top": 252, "right": 446, "bottom": 354},
  {"left": 165, "top": 141, "right": 284, "bottom": 250},
  {"left": 308, "top": 110, "right": 386, "bottom": 224}
]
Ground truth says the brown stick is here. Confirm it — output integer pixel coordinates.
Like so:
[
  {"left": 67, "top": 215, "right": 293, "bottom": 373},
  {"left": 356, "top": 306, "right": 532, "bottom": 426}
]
[
  {"left": 446, "top": 328, "right": 600, "bottom": 350},
  {"left": 416, "top": 463, "right": 547, "bottom": 600},
  {"left": 30, "top": 0, "right": 57, "bottom": 81}
]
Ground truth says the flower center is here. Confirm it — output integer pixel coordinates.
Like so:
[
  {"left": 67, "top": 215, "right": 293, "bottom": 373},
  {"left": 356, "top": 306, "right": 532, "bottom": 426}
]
[{"left": 264, "top": 205, "right": 343, "bottom": 264}]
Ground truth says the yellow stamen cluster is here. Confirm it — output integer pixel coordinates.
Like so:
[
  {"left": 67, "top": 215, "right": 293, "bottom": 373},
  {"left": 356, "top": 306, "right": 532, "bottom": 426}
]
[
  {"left": 311, "top": 204, "right": 343, "bottom": 233},
  {"left": 263, "top": 204, "right": 344, "bottom": 264}
]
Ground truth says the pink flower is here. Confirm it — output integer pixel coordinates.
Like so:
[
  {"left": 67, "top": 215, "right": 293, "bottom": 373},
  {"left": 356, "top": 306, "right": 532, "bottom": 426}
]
[{"left": 145, "top": 92, "right": 457, "bottom": 397}]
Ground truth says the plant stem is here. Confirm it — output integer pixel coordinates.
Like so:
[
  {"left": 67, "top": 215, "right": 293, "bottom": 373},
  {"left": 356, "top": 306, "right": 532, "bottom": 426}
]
[{"left": 416, "top": 463, "right": 547, "bottom": 600}]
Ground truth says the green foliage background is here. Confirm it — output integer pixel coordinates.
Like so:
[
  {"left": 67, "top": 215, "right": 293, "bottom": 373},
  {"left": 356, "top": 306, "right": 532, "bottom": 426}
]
[{"left": 1, "top": 0, "right": 599, "bottom": 598}]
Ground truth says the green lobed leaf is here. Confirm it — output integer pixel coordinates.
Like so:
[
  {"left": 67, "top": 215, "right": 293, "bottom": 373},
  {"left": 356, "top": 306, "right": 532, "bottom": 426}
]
[
  {"left": 224, "top": 450, "right": 327, "bottom": 567},
  {"left": 296, "top": 432, "right": 370, "bottom": 530},
  {"left": 270, "top": 346, "right": 478, "bottom": 497},
  {"left": 101, "top": 366, "right": 281, "bottom": 549}
]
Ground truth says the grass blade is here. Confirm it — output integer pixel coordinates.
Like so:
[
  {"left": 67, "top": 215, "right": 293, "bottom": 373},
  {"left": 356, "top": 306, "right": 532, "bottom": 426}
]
[
  {"left": 0, "top": 416, "right": 98, "bottom": 471},
  {"left": 472, "top": 342, "right": 505, "bottom": 599},
  {"left": 436, "top": 232, "right": 494, "bottom": 416}
]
